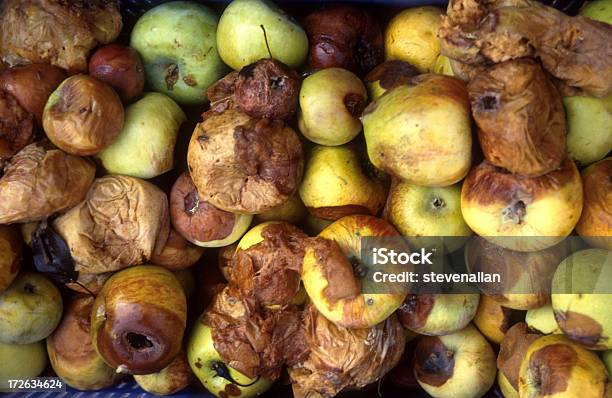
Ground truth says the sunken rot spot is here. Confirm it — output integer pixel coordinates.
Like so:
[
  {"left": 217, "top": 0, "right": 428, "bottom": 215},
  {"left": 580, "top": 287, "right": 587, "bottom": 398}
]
[
  {"left": 343, "top": 92, "right": 367, "bottom": 118},
  {"left": 397, "top": 294, "right": 435, "bottom": 330},
  {"left": 364, "top": 60, "right": 420, "bottom": 90},
  {"left": 527, "top": 343, "right": 577, "bottom": 395},
  {"left": 554, "top": 310, "right": 605, "bottom": 349},
  {"left": 414, "top": 336, "right": 455, "bottom": 387},
  {"left": 235, "top": 58, "right": 300, "bottom": 120}
]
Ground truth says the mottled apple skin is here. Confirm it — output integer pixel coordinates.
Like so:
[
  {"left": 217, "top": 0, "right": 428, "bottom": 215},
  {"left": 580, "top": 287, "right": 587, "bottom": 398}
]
[
  {"left": 89, "top": 44, "right": 145, "bottom": 102},
  {"left": 47, "top": 295, "right": 122, "bottom": 391},
  {"left": 91, "top": 265, "right": 187, "bottom": 375}
]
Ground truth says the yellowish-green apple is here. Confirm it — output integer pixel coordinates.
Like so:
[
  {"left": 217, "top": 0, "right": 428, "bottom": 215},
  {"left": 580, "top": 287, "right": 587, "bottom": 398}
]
[
  {"left": 216, "top": 0, "right": 308, "bottom": 71},
  {"left": 0, "top": 340, "right": 47, "bottom": 382},
  {"left": 363, "top": 60, "right": 419, "bottom": 100},
  {"left": 47, "top": 295, "right": 121, "bottom": 391},
  {"left": 498, "top": 371, "right": 519, "bottom": 398},
  {"left": 461, "top": 158, "right": 583, "bottom": 252},
  {"left": 564, "top": 95, "right": 612, "bottom": 166},
  {"left": 384, "top": 180, "right": 471, "bottom": 252},
  {"left": 97, "top": 92, "right": 186, "bottom": 179},
  {"left": 526, "top": 304, "right": 563, "bottom": 335},
  {"left": 473, "top": 295, "right": 521, "bottom": 345},
  {"left": 0, "top": 225, "right": 22, "bottom": 293},
  {"left": 130, "top": 1, "right": 227, "bottom": 105},
  {"left": 187, "top": 322, "right": 272, "bottom": 398},
  {"left": 302, "top": 215, "right": 407, "bottom": 329},
  {"left": 298, "top": 67, "right": 367, "bottom": 146},
  {"left": 603, "top": 350, "right": 612, "bottom": 375},
  {"left": 0, "top": 272, "right": 62, "bottom": 344},
  {"left": 397, "top": 294, "right": 479, "bottom": 336},
  {"left": 551, "top": 249, "right": 612, "bottom": 350},
  {"left": 519, "top": 334, "right": 609, "bottom": 398},
  {"left": 433, "top": 54, "right": 454, "bottom": 76},
  {"left": 384, "top": 7, "right": 444, "bottom": 72},
  {"left": 580, "top": 0, "right": 612, "bottom": 25},
  {"left": 254, "top": 193, "right": 307, "bottom": 225},
  {"left": 414, "top": 324, "right": 496, "bottom": 398},
  {"left": 299, "top": 144, "right": 387, "bottom": 221},
  {"left": 134, "top": 351, "right": 194, "bottom": 395},
  {"left": 91, "top": 265, "right": 187, "bottom": 375},
  {"left": 362, "top": 74, "right": 472, "bottom": 187}
]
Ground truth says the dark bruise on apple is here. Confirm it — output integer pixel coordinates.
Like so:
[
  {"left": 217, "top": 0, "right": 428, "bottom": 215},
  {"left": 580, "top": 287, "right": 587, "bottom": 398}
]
[
  {"left": 364, "top": 60, "right": 420, "bottom": 98},
  {"left": 0, "top": 89, "right": 34, "bottom": 163},
  {"left": 498, "top": 323, "right": 541, "bottom": 392},
  {"left": 575, "top": 158, "right": 612, "bottom": 250},
  {"left": 303, "top": 5, "right": 384, "bottom": 76},
  {"left": 468, "top": 59, "right": 566, "bottom": 177},
  {"left": 89, "top": 44, "right": 145, "bottom": 102},
  {"left": 91, "top": 265, "right": 187, "bottom": 375}
]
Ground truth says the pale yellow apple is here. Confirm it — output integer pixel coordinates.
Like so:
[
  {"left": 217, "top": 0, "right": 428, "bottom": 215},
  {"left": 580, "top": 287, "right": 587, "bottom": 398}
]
[{"left": 525, "top": 304, "right": 563, "bottom": 335}]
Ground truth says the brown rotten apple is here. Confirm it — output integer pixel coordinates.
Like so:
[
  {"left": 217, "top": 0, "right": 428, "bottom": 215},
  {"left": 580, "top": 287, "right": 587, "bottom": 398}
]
[
  {"left": 299, "top": 143, "right": 387, "bottom": 221},
  {"left": 397, "top": 293, "right": 479, "bottom": 336},
  {"left": 187, "top": 108, "right": 303, "bottom": 214},
  {"left": 91, "top": 265, "right": 187, "bottom": 375},
  {"left": 468, "top": 59, "right": 566, "bottom": 177},
  {"left": 202, "top": 285, "right": 306, "bottom": 380},
  {"left": 364, "top": 60, "right": 420, "bottom": 100},
  {"left": 497, "top": 323, "right": 542, "bottom": 398},
  {"left": 289, "top": 304, "right": 405, "bottom": 398},
  {"left": 414, "top": 324, "right": 497, "bottom": 398},
  {"left": 518, "top": 334, "right": 609, "bottom": 397},
  {"left": 465, "top": 237, "right": 564, "bottom": 309},
  {"left": 0, "top": 143, "right": 95, "bottom": 224},
  {"left": 53, "top": 175, "right": 169, "bottom": 275},
  {"left": 461, "top": 158, "right": 583, "bottom": 252},
  {"left": 0, "top": 0, "right": 122, "bottom": 73},
  {"left": 302, "top": 215, "right": 407, "bottom": 329},
  {"left": 134, "top": 350, "right": 193, "bottom": 396},
  {"left": 89, "top": 44, "right": 145, "bottom": 103},
  {"left": 229, "top": 222, "right": 308, "bottom": 307},
  {"left": 0, "top": 225, "right": 22, "bottom": 293},
  {"left": 47, "top": 295, "right": 122, "bottom": 391},
  {"left": 170, "top": 172, "right": 252, "bottom": 248},
  {"left": 303, "top": 5, "right": 384, "bottom": 77},
  {"left": 65, "top": 272, "right": 112, "bottom": 296},
  {"left": 43, "top": 74, "right": 124, "bottom": 156},
  {"left": 150, "top": 229, "right": 204, "bottom": 271},
  {"left": 0, "top": 90, "right": 34, "bottom": 164},
  {"left": 576, "top": 158, "right": 612, "bottom": 249},
  {"left": 0, "top": 63, "right": 66, "bottom": 125}
]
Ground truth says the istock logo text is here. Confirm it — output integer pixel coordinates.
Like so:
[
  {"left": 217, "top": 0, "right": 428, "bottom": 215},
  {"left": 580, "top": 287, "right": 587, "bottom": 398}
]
[{"left": 372, "top": 248, "right": 434, "bottom": 265}]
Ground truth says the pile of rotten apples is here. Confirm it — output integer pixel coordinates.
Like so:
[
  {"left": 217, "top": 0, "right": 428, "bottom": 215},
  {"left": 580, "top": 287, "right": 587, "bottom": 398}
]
[{"left": 0, "top": 0, "right": 611, "bottom": 397}]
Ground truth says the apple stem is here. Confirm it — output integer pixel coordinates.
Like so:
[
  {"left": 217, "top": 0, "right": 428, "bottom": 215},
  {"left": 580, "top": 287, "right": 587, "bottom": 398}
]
[
  {"left": 260, "top": 25, "right": 273, "bottom": 59},
  {"left": 212, "top": 362, "right": 261, "bottom": 387}
]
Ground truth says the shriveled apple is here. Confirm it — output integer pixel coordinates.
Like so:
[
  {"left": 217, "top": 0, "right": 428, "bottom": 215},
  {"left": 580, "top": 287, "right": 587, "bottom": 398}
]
[
  {"left": 497, "top": 323, "right": 541, "bottom": 398},
  {"left": 0, "top": 225, "right": 21, "bottom": 293},
  {"left": 575, "top": 158, "right": 611, "bottom": 250}
]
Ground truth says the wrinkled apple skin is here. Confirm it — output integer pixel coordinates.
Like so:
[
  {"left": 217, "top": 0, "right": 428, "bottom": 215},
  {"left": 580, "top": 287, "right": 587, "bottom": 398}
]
[
  {"left": 91, "top": 265, "right": 187, "bottom": 375},
  {"left": 47, "top": 295, "right": 122, "bottom": 391},
  {"left": 187, "top": 322, "right": 273, "bottom": 398},
  {"left": 0, "top": 225, "right": 22, "bottom": 293},
  {"left": 0, "top": 340, "right": 47, "bottom": 381},
  {"left": 0, "top": 272, "right": 62, "bottom": 344},
  {"left": 298, "top": 68, "right": 367, "bottom": 146},
  {"left": 519, "top": 334, "right": 608, "bottom": 398},
  {"left": 97, "top": 93, "right": 186, "bottom": 179},
  {"left": 216, "top": 0, "right": 308, "bottom": 71},
  {"left": 131, "top": 1, "right": 227, "bottom": 105},
  {"left": 576, "top": 158, "right": 612, "bottom": 249},
  {"left": 564, "top": 95, "right": 612, "bottom": 167},
  {"left": 362, "top": 74, "right": 472, "bottom": 187}
]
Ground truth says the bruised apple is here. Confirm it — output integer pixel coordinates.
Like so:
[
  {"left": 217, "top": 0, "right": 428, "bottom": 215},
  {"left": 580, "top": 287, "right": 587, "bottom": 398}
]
[
  {"left": 519, "top": 334, "right": 609, "bottom": 398},
  {"left": 91, "top": 265, "right": 187, "bottom": 375},
  {"left": 397, "top": 293, "right": 479, "bottom": 336},
  {"left": 47, "top": 295, "right": 121, "bottom": 390},
  {"left": 302, "top": 215, "right": 407, "bottom": 329},
  {"left": 169, "top": 172, "right": 252, "bottom": 248},
  {"left": 364, "top": 60, "right": 419, "bottom": 100},
  {"left": 461, "top": 158, "right": 583, "bottom": 252},
  {"left": 468, "top": 59, "right": 566, "bottom": 177},
  {"left": 0, "top": 143, "right": 94, "bottom": 224},
  {"left": 89, "top": 44, "right": 145, "bottom": 103},
  {"left": 414, "top": 324, "right": 496, "bottom": 398},
  {"left": 575, "top": 158, "right": 611, "bottom": 249},
  {"left": 551, "top": 249, "right": 612, "bottom": 350},
  {"left": 299, "top": 144, "right": 387, "bottom": 221},
  {"left": 298, "top": 67, "right": 367, "bottom": 146},
  {"left": 473, "top": 295, "right": 521, "bottom": 344},
  {"left": 151, "top": 229, "right": 204, "bottom": 271},
  {"left": 134, "top": 351, "right": 193, "bottom": 395},
  {"left": 362, "top": 74, "right": 472, "bottom": 187},
  {"left": 0, "top": 225, "right": 21, "bottom": 293},
  {"left": 497, "top": 323, "right": 542, "bottom": 398}
]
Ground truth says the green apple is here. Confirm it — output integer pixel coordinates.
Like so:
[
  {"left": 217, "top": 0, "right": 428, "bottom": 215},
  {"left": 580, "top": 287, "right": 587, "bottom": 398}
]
[
  {"left": 564, "top": 95, "right": 612, "bottom": 166},
  {"left": 580, "top": 0, "right": 612, "bottom": 23},
  {"left": 97, "top": 93, "right": 186, "bottom": 179},
  {"left": 603, "top": 350, "right": 612, "bottom": 375},
  {"left": 299, "top": 144, "right": 387, "bottom": 220},
  {"left": 0, "top": 340, "right": 47, "bottom": 382},
  {"left": 298, "top": 68, "right": 367, "bottom": 146},
  {"left": 384, "top": 181, "right": 471, "bottom": 252},
  {"left": 526, "top": 304, "right": 562, "bottom": 335},
  {"left": 130, "top": 1, "right": 227, "bottom": 105},
  {"left": 0, "top": 272, "right": 62, "bottom": 344},
  {"left": 187, "top": 322, "right": 272, "bottom": 398},
  {"left": 216, "top": 0, "right": 308, "bottom": 71}
]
